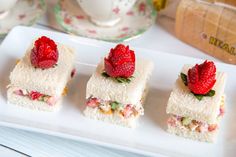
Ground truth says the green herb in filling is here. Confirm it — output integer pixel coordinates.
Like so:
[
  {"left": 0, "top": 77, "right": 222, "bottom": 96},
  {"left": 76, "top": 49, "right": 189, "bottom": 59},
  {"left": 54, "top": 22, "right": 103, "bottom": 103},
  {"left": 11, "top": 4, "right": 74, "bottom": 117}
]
[
  {"left": 182, "top": 117, "right": 192, "bottom": 126},
  {"left": 38, "top": 95, "right": 49, "bottom": 102},
  {"left": 110, "top": 101, "right": 121, "bottom": 110}
]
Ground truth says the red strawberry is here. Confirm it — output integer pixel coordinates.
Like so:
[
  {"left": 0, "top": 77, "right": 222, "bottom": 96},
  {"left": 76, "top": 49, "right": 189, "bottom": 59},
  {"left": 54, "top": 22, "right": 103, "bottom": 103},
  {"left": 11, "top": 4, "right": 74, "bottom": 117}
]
[
  {"left": 29, "top": 91, "right": 43, "bottom": 100},
  {"left": 104, "top": 44, "right": 135, "bottom": 78},
  {"left": 187, "top": 60, "right": 216, "bottom": 95},
  {"left": 30, "top": 36, "right": 58, "bottom": 69}
]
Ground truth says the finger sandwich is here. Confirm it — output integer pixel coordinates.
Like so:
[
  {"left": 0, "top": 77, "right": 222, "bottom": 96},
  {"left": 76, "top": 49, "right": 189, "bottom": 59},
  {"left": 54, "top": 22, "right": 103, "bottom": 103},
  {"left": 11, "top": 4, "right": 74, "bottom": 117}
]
[
  {"left": 84, "top": 44, "right": 153, "bottom": 128},
  {"left": 7, "top": 36, "right": 75, "bottom": 111},
  {"left": 166, "top": 61, "right": 226, "bottom": 142}
]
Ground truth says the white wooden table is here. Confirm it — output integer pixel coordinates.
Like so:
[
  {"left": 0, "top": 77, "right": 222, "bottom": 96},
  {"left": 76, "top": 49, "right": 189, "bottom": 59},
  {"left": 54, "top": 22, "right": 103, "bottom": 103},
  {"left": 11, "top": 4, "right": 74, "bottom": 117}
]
[{"left": 0, "top": 0, "right": 219, "bottom": 156}]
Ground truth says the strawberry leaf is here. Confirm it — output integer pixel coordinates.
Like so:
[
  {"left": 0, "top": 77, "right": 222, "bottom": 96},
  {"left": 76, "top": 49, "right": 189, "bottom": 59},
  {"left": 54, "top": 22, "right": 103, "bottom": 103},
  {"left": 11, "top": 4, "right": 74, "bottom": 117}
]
[
  {"left": 101, "top": 71, "right": 133, "bottom": 84},
  {"left": 205, "top": 90, "right": 215, "bottom": 97},
  {"left": 192, "top": 90, "right": 215, "bottom": 101},
  {"left": 192, "top": 93, "right": 204, "bottom": 101},
  {"left": 116, "top": 77, "right": 131, "bottom": 83},
  {"left": 180, "top": 73, "right": 188, "bottom": 86},
  {"left": 101, "top": 72, "right": 110, "bottom": 78}
]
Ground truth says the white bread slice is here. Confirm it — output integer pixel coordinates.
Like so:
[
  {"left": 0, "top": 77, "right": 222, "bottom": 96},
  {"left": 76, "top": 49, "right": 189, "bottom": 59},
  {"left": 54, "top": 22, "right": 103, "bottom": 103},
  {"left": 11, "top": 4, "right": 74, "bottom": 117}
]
[
  {"left": 86, "top": 59, "right": 154, "bottom": 109},
  {"left": 167, "top": 124, "right": 218, "bottom": 143},
  {"left": 166, "top": 65, "right": 226, "bottom": 124},
  {"left": 9, "top": 43, "right": 75, "bottom": 96},
  {"left": 83, "top": 107, "right": 139, "bottom": 128},
  {"left": 7, "top": 87, "right": 62, "bottom": 112}
]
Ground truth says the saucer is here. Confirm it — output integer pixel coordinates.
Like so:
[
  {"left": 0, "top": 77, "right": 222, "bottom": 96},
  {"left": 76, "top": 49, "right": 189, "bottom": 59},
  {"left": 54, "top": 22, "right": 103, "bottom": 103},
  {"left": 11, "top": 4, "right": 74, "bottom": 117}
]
[
  {"left": 0, "top": 0, "right": 46, "bottom": 37},
  {"left": 54, "top": 0, "right": 157, "bottom": 42}
]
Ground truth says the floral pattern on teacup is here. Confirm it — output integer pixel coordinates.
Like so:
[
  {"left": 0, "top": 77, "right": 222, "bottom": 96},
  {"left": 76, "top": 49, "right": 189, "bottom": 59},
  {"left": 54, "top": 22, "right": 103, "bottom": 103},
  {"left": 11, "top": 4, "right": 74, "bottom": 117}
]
[
  {"left": 0, "top": 0, "right": 46, "bottom": 37},
  {"left": 54, "top": 0, "right": 157, "bottom": 42}
]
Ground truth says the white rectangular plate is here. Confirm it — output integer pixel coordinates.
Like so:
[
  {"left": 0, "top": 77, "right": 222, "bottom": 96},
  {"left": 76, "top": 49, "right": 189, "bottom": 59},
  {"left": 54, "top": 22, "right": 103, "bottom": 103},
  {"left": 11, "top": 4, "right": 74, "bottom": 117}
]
[{"left": 0, "top": 26, "right": 236, "bottom": 157}]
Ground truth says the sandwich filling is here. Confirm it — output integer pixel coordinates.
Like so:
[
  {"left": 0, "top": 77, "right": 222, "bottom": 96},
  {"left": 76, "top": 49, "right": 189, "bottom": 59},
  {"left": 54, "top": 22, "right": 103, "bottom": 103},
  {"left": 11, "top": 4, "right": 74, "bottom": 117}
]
[
  {"left": 9, "top": 68, "right": 76, "bottom": 106},
  {"left": 86, "top": 96, "right": 144, "bottom": 118},
  {"left": 12, "top": 89, "right": 63, "bottom": 106},
  {"left": 167, "top": 97, "right": 225, "bottom": 133}
]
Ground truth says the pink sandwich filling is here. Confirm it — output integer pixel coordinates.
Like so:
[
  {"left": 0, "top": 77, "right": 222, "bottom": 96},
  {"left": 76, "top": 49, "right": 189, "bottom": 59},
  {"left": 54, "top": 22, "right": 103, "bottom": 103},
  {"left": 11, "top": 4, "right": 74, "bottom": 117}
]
[
  {"left": 167, "top": 104, "right": 225, "bottom": 133},
  {"left": 13, "top": 89, "right": 59, "bottom": 106},
  {"left": 86, "top": 96, "right": 144, "bottom": 118}
]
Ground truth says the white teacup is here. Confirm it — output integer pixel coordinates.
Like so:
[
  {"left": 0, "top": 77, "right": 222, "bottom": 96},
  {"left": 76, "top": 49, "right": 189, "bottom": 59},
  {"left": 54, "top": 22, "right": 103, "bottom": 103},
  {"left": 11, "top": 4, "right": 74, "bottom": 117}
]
[
  {"left": 0, "top": 0, "right": 18, "bottom": 19},
  {"left": 77, "top": 0, "right": 137, "bottom": 27}
]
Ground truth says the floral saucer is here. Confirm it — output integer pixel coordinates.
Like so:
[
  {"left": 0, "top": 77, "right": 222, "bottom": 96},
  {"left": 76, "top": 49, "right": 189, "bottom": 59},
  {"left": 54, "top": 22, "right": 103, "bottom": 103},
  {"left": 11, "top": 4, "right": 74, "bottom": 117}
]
[
  {"left": 0, "top": 0, "right": 46, "bottom": 37},
  {"left": 54, "top": 0, "right": 157, "bottom": 42}
]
